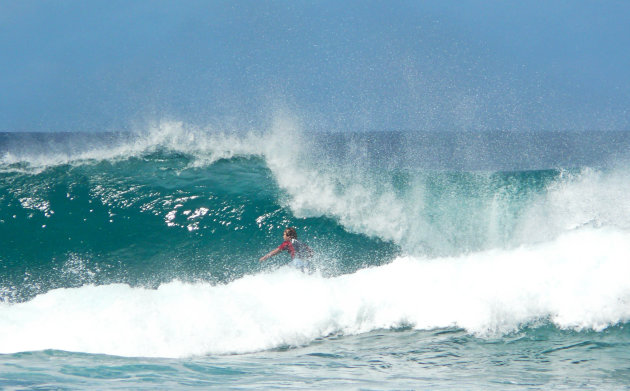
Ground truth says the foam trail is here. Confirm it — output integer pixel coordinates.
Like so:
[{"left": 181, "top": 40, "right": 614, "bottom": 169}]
[{"left": 1, "top": 227, "right": 629, "bottom": 358}]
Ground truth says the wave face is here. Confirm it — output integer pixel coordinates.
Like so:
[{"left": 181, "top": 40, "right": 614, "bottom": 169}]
[{"left": 1, "top": 121, "right": 630, "bottom": 357}]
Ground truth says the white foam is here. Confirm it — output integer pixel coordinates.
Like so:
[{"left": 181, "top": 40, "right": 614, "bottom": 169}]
[
  {"left": 1, "top": 227, "right": 629, "bottom": 358},
  {"left": 0, "top": 120, "right": 266, "bottom": 171},
  {"left": 259, "top": 115, "right": 412, "bottom": 244},
  {"left": 262, "top": 120, "right": 630, "bottom": 254},
  {"left": 515, "top": 167, "right": 630, "bottom": 243}
]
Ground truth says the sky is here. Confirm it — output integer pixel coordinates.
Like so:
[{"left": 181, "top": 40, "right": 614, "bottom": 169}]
[{"left": 1, "top": 0, "right": 630, "bottom": 133}]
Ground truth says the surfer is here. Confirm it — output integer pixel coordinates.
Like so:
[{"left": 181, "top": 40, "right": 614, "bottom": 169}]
[{"left": 259, "top": 227, "right": 313, "bottom": 272}]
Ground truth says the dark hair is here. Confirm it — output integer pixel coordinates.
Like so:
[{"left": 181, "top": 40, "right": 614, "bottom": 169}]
[{"left": 284, "top": 227, "right": 297, "bottom": 239}]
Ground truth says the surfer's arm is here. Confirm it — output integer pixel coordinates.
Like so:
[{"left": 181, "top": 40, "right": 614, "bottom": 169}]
[{"left": 259, "top": 248, "right": 282, "bottom": 262}]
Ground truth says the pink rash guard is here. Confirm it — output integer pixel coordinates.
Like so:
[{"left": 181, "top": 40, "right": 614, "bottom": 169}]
[{"left": 277, "top": 239, "right": 312, "bottom": 259}]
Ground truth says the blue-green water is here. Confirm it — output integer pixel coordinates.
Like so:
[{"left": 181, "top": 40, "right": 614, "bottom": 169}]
[
  {"left": 4, "top": 327, "right": 630, "bottom": 390},
  {"left": 2, "top": 125, "right": 630, "bottom": 389}
]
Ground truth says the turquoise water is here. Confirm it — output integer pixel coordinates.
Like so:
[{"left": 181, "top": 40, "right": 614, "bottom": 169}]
[
  {"left": 1, "top": 126, "right": 630, "bottom": 389},
  {"left": 3, "top": 327, "right": 630, "bottom": 390},
  {"left": 3, "top": 327, "right": 630, "bottom": 389}
]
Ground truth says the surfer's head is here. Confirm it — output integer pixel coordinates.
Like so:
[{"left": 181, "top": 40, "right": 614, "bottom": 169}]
[{"left": 284, "top": 227, "right": 297, "bottom": 240}]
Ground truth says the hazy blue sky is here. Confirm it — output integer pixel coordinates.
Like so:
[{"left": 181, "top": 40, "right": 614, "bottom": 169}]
[{"left": 1, "top": 0, "right": 629, "bottom": 132}]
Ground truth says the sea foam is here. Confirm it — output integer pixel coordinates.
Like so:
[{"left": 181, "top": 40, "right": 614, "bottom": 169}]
[{"left": 1, "top": 227, "right": 628, "bottom": 358}]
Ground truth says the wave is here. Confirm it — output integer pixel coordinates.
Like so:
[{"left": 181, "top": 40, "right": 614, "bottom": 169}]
[
  {"left": 2, "top": 121, "right": 630, "bottom": 297},
  {"left": 2, "top": 120, "right": 630, "bottom": 357},
  {"left": 1, "top": 227, "right": 629, "bottom": 358},
  {"left": 0, "top": 119, "right": 404, "bottom": 302}
]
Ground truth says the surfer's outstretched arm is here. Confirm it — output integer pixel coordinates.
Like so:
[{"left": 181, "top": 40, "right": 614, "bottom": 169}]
[{"left": 259, "top": 248, "right": 281, "bottom": 262}]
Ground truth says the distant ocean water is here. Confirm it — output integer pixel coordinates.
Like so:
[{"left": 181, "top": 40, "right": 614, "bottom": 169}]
[{"left": 1, "top": 122, "right": 630, "bottom": 389}]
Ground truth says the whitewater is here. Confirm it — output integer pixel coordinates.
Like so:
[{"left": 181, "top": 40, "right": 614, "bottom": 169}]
[
  {"left": 3, "top": 227, "right": 630, "bottom": 358},
  {"left": 2, "top": 119, "right": 630, "bottom": 389}
]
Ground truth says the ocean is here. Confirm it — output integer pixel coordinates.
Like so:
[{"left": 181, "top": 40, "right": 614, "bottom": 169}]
[{"left": 1, "top": 121, "right": 630, "bottom": 389}]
